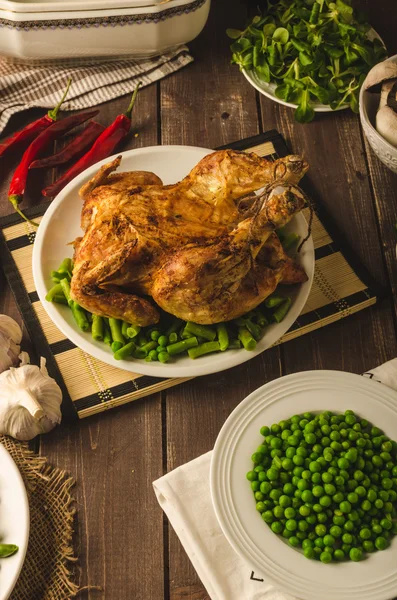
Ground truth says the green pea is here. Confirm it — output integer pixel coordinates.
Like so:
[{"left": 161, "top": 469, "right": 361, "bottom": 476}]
[
  {"left": 349, "top": 547, "right": 363, "bottom": 561},
  {"left": 375, "top": 536, "right": 387, "bottom": 550},
  {"left": 304, "top": 546, "right": 315, "bottom": 559},
  {"left": 320, "top": 551, "right": 332, "bottom": 563},
  {"left": 334, "top": 549, "right": 345, "bottom": 561},
  {"left": 286, "top": 519, "right": 297, "bottom": 532},
  {"left": 271, "top": 521, "right": 283, "bottom": 534},
  {"left": 359, "top": 527, "right": 371, "bottom": 539}
]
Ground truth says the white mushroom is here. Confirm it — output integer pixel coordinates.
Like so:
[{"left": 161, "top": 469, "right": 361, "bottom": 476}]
[
  {"left": 364, "top": 58, "right": 397, "bottom": 149},
  {"left": 364, "top": 59, "right": 397, "bottom": 93},
  {"left": 376, "top": 106, "right": 397, "bottom": 148}
]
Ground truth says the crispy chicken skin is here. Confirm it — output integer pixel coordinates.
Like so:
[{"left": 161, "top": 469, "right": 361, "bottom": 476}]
[{"left": 70, "top": 149, "right": 309, "bottom": 326}]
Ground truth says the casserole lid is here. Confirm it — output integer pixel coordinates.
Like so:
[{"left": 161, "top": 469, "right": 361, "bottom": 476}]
[{"left": 0, "top": 0, "right": 188, "bottom": 14}]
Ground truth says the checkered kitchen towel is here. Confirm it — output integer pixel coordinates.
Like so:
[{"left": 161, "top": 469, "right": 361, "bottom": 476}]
[{"left": 0, "top": 46, "right": 192, "bottom": 134}]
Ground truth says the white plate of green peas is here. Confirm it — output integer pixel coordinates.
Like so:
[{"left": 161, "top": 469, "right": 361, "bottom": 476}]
[
  {"left": 0, "top": 443, "right": 29, "bottom": 600},
  {"left": 210, "top": 370, "right": 397, "bottom": 600},
  {"left": 32, "top": 145, "right": 314, "bottom": 378}
]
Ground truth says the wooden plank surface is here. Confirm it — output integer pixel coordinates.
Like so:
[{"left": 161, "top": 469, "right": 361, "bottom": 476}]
[
  {"left": 38, "top": 87, "right": 166, "bottom": 600},
  {"left": 1, "top": 0, "right": 397, "bottom": 599}
]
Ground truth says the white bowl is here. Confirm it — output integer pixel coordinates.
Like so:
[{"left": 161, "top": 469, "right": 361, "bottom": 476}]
[
  {"left": 359, "top": 55, "right": 397, "bottom": 174},
  {"left": 0, "top": 0, "right": 210, "bottom": 62},
  {"left": 32, "top": 145, "right": 314, "bottom": 379}
]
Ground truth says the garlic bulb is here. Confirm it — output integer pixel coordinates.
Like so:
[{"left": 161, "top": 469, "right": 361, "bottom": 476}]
[
  {"left": 0, "top": 357, "right": 62, "bottom": 440},
  {"left": 0, "top": 315, "right": 22, "bottom": 374}
]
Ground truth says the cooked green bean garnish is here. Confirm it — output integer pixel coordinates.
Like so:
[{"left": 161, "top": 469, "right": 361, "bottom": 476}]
[
  {"left": 109, "top": 318, "right": 125, "bottom": 345},
  {"left": 92, "top": 315, "right": 104, "bottom": 341},
  {"left": 216, "top": 323, "right": 229, "bottom": 351},
  {"left": 273, "top": 298, "right": 292, "bottom": 323},
  {"left": 188, "top": 341, "right": 220, "bottom": 359},
  {"left": 167, "top": 337, "right": 198, "bottom": 355},
  {"left": 185, "top": 321, "right": 216, "bottom": 341},
  {"left": 45, "top": 283, "right": 64, "bottom": 302},
  {"left": 114, "top": 341, "right": 136, "bottom": 360},
  {"left": 238, "top": 327, "right": 257, "bottom": 351},
  {"left": 126, "top": 324, "right": 141, "bottom": 339}
]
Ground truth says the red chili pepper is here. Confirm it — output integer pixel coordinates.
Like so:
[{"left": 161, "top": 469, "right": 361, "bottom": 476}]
[
  {"left": 42, "top": 84, "right": 141, "bottom": 199},
  {"left": 29, "top": 121, "right": 105, "bottom": 169},
  {"left": 9, "top": 108, "right": 100, "bottom": 226},
  {"left": 0, "top": 79, "right": 71, "bottom": 159}
]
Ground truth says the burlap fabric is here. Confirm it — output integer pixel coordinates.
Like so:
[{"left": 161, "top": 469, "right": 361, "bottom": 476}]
[{"left": 1, "top": 435, "right": 79, "bottom": 600}]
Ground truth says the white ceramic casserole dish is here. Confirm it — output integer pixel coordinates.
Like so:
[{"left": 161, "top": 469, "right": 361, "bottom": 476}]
[{"left": 0, "top": 0, "right": 210, "bottom": 62}]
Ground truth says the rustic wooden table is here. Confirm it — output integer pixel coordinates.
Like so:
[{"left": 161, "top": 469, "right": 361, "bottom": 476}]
[{"left": 1, "top": 1, "right": 397, "bottom": 598}]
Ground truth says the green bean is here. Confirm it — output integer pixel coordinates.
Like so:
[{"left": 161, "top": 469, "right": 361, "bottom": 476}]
[
  {"left": 150, "top": 330, "right": 161, "bottom": 342},
  {"left": 137, "top": 331, "right": 148, "bottom": 347},
  {"left": 185, "top": 321, "right": 216, "bottom": 341},
  {"left": 166, "top": 318, "right": 183, "bottom": 335},
  {"left": 188, "top": 341, "right": 220, "bottom": 359},
  {"left": 46, "top": 283, "right": 64, "bottom": 302},
  {"left": 108, "top": 318, "right": 125, "bottom": 345},
  {"left": 169, "top": 332, "right": 178, "bottom": 344},
  {"left": 233, "top": 317, "right": 246, "bottom": 327},
  {"left": 238, "top": 327, "right": 257, "bottom": 351},
  {"left": 126, "top": 324, "right": 141, "bottom": 339},
  {"left": 229, "top": 339, "right": 242, "bottom": 349},
  {"left": 111, "top": 341, "right": 123, "bottom": 353},
  {"left": 244, "top": 318, "right": 262, "bottom": 341},
  {"left": 92, "top": 315, "right": 104, "bottom": 341},
  {"left": 86, "top": 312, "right": 93, "bottom": 323},
  {"left": 265, "top": 295, "right": 285, "bottom": 309},
  {"left": 71, "top": 302, "right": 90, "bottom": 331},
  {"left": 216, "top": 323, "right": 229, "bottom": 351},
  {"left": 273, "top": 298, "right": 292, "bottom": 323},
  {"left": 114, "top": 341, "right": 136, "bottom": 360},
  {"left": 276, "top": 225, "right": 288, "bottom": 242},
  {"left": 60, "top": 278, "right": 73, "bottom": 307},
  {"left": 52, "top": 294, "right": 68, "bottom": 305},
  {"left": 282, "top": 233, "right": 300, "bottom": 253},
  {"left": 121, "top": 321, "right": 130, "bottom": 339},
  {"left": 0, "top": 544, "right": 18, "bottom": 558},
  {"left": 167, "top": 337, "right": 198, "bottom": 355},
  {"left": 181, "top": 327, "right": 194, "bottom": 339},
  {"left": 158, "top": 351, "right": 170, "bottom": 363},
  {"left": 254, "top": 310, "right": 269, "bottom": 327},
  {"left": 140, "top": 341, "right": 158, "bottom": 354},
  {"left": 51, "top": 269, "right": 70, "bottom": 282},
  {"left": 103, "top": 319, "right": 112, "bottom": 346},
  {"left": 133, "top": 347, "right": 147, "bottom": 359},
  {"left": 57, "top": 257, "right": 73, "bottom": 274}
]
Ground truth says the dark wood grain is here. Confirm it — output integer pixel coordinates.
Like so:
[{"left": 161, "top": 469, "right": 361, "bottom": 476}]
[{"left": 39, "top": 397, "right": 165, "bottom": 600}]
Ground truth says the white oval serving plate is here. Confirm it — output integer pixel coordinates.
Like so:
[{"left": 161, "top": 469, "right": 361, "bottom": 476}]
[
  {"left": 0, "top": 443, "right": 30, "bottom": 600},
  {"left": 210, "top": 370, "right": 397, "bottom": 600},
  {"left": 32, "top": 145, "right": 314, "bottom": 378}
]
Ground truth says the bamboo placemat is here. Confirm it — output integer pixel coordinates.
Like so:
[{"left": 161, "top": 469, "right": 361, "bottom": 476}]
[{"left": 0, "top": 130, "right": 385, "bottom": 421}]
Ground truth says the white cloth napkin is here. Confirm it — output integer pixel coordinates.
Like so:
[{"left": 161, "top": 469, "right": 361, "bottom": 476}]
[
  {"left": 153, "top": 359, "right": 397, "bottom": 600},
  {"left": 0, "top": 46, "right": 192, "bottom": 134}
]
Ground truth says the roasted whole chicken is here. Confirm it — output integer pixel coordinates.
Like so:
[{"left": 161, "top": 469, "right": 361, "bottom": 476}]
[{"left": 71, "top": 150, "right": 309, "bottom": 326}]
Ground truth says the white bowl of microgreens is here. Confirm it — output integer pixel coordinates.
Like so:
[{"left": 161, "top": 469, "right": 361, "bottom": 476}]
[{"left": 227, "top": 0, "right": 387, "bottom": 123}]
